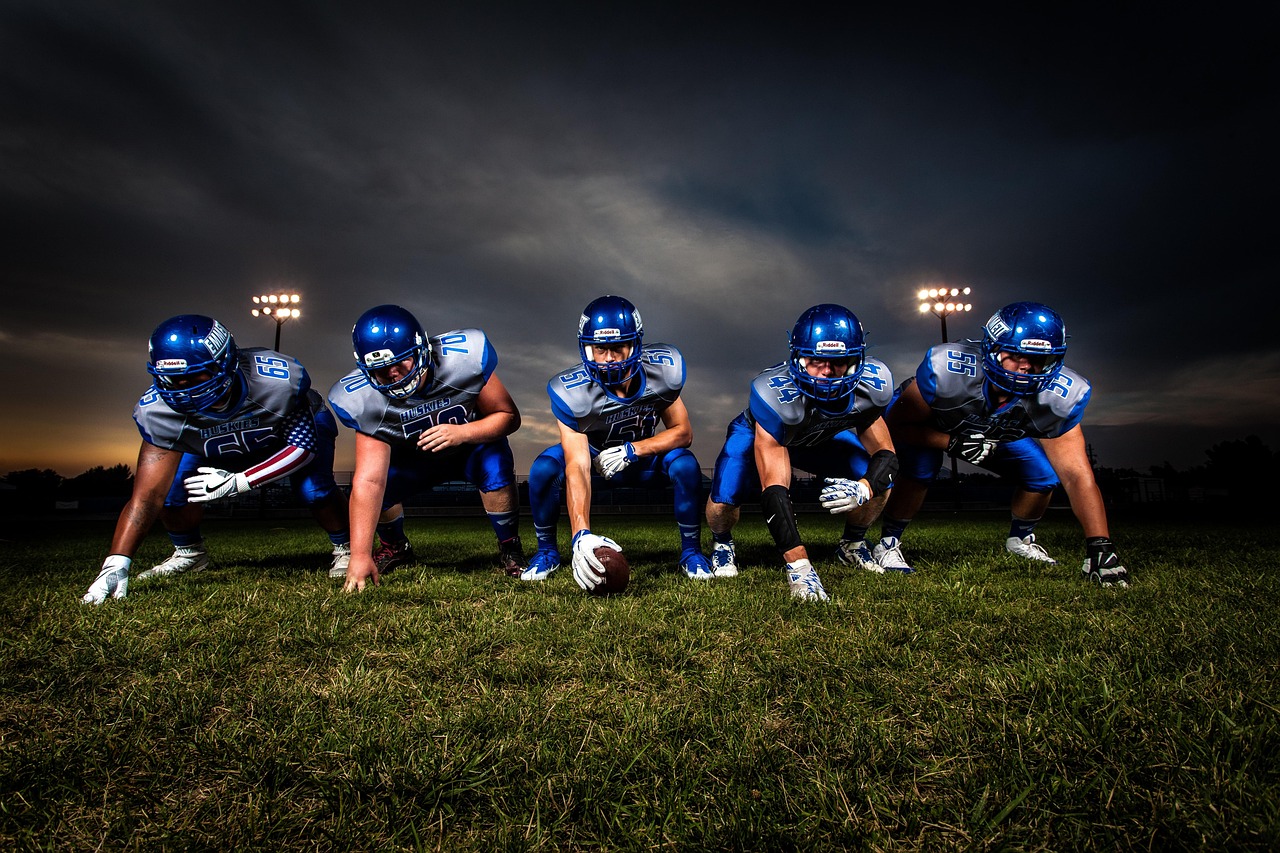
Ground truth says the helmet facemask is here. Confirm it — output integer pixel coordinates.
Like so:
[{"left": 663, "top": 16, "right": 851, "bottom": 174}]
[
  {"left": 578, "top": 296, "right": 643, "bottom": 389},
  {"left": 981, "top": 302, "right": 1067, "bottom": 395},
  {"left": 147, "top": 316, "right": 240, "bottom": 414}
]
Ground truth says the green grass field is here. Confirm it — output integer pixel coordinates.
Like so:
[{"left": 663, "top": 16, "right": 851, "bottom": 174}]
[{"left": 2, "top": 510, "right": 1278, "bottom": 851}]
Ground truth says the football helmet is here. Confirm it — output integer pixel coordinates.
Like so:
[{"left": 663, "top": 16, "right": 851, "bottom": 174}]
[
  {"left": 351, "top": 304, "right": 432, "bottom": 398},
  {"left": 981, "top": 302, "right": 1067, "bottom": 395},
  {"left": 147, "top": 315, "right": 241, "bottom": 414},
  {"left": 788, "top": 304, "right": 866, "bottom": 404},
  {"left": 578, "top": 295, "right": 643, "bottom": 387}
]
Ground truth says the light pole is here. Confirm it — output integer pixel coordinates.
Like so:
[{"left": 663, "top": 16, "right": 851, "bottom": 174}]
[
  {"left": 251, "top": 293, "right": 301, "bottom": 351},
  {"left": 917, "top": 286, "right": 974, "bottom": 507}
]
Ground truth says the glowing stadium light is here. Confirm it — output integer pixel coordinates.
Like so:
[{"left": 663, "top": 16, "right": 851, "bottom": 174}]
[{"left": 250, "top": 292, "right": 302, "bottom": 351}]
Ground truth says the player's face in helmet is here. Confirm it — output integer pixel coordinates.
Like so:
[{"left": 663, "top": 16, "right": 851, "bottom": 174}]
[
  {"left": 147, "top": 314, "right": 241, "bottom": 415},
  {"left": 800, "top": 356, "right": 853, "bottom": 379},
  {"left": 352, "top": 304, "right": 432, "bottom": 399},
  {"left": 981, "top": 301, "right": 1067, "bottom": 395},
  {"left": 788, "top": 303, "right": 866, "bottom": 405},
  {"left": 578, "top": 295, "right": 643, "bottom": 388}
]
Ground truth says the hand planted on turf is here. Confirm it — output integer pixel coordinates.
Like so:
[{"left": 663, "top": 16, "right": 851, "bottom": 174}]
[
  {"left": 819, "top": 477, "right": 871, "bottom": 513},
  {"left": 1082, "top": 537, "right": 1131, "bottom": 587},
  {"left": 593, "top": 443, "right": 638, "bottom": 479},
  {"left": 184, "top": 467, "right": 252, "bottom": 503},
  {"left": 947, "top": 431, "right": 998, "bottom": 464},
  {"left": 342, "top": 553, "right": 380, "bottom": 593},
  {"left": 571, "top": 529, "right": 622, "bottom": 591},
  {"left": 82, "top": 555, "right": 130, "bottom": 604}
]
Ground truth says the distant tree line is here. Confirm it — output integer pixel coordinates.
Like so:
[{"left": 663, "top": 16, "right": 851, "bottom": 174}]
[{"left": 2, "top": 436, "right": 1277, "bottom": 513}]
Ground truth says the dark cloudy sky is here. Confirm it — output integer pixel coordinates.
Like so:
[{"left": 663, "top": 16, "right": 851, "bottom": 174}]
[{"left": 2, "top": 1, "right": 1276, "bottom": 478}]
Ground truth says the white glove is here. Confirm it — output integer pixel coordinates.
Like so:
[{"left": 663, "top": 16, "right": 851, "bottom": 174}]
[
  {"left": 819, "top": 477, "right": 871, "bottom": 514},
  {"left": 82, "top": 555, "right": 131, "bottom": 604},
  {"left": 184, "top": 467, "right": 252, "bottom": 503},
  {"left": 948, "top": 431, "right": 997, "bottom": 464},
  {"left": 571, "top": 530, "right": 622, "bottom": 591},
  {"left": 593, "top": 443, "right": 638, "bottom": 479}
]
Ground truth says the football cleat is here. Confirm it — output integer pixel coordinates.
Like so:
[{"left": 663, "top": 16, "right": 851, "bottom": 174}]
[
  {"left": 786, "top": 559, "right": 829, "bottom": 602},
  {"left": 328, "top": 543, "right": 352, "bottom": 578},
  {"left": 680, "top": 550, "right": 715, "bottom": 581},
  {"left": 836, "top": 538, "right": 881, "bottom": 572},
  {"left": 711, "top": 541, "right": 738, "bottom": 577},
  {"left": 872, "top": 537, "right": 914, "bottom": 574},
  {"left": 136, "top": 543, "right": 209, "bottom": 580},
  {"left": 498, "top": 537, "right": 527, "bottom": 578},
  {"left": 373, "top": 539, "right": 414, "bottom": 574},
  {"left": 520, "top": 548, "right": 560, "bottom": 582},
  {"left": 1005, "top": 534, "right": 1057, "bottom": 564}
]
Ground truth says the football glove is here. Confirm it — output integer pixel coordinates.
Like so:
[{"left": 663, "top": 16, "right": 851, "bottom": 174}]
[
  {"left": 571, "top": 529, "right": 622, "bottom": 592},
  {"left": 1082, "top": 537, "right": 1131, "bottom": 588},
  {"left": 819, "top": 477, "right": 871, "bottom": 514},
  {"left": 184, "top": 467, "right": 252, "bottom": 503},
  {"left": 947, "top": 431, "right": 997, "bottom": 464},
  {"left": 82, "top": 555, "right": 131, "bottom": 604},
  {"left": 593, "top": 443, "right": 638, "bottom": 480}
]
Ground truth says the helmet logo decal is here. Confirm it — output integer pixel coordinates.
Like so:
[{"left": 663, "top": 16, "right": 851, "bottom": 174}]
[
  {"left": 592, "top": 328, "right": 622, "bottom": 342},
  {"left": 985, "top": 313, "right": 1011, "bottom": 338},
  {"left": 814, "top": 340, "right": 847, "bottom": 355},
  {"left": 155, "top": 358, "right": 188, "bottom": 370},
  {"left": 1019, "top": 338, "right": 1053, "bottom": 353},
  {"left": 202, "top": 320, "right": 231, "bottom": 356}
]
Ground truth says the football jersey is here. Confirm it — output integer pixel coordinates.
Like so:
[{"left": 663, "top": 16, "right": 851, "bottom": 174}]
[
  {"left": 328, "top": 328, "right": 496, "bottom": 450},
  {"left": 911, "top": 341, "right": 1091, "bottom": 441},
  {"left": 133, "top": 348, "right": 319, "bottom": 462},
  {"left": 548, "top": 343, "right": 685, "bottom": 449},
  {"left": 746, "top": 357, "right": 894, "bottom": 448}
]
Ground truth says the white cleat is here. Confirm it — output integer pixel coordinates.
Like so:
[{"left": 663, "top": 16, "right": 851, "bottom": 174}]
[
  {"left": 711, "top": 541, "right": 738, "bottom": 578},
  {"left": 329, "top": 543, "right": 352, "bottom": 578},
  {"left": 136, "top": 544, "right": 209, "bottom": 580},
  {"left": 836, "top": 538, "right": 881, "bottom": 573},
  {"left": 872, "top": 537, "right": 914, "bottom": 574},
  {"left": 1006, "top": 534, "right": 1057, "bottom": 564}
]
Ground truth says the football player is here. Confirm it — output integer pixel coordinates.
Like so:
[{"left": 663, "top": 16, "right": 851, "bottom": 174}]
[
  {"left": 82, "top": 315, "right": 352, "bottom": 604},
  {"left": 704, "top": 304, "right": 899, "bottom": 602},
  {"left": 524, "top": 295, "right": 713, "bottom": 592},
  {"left": 871, "top": 301, "right": 1131, "bottom": 586},
  {"left": 328, "top": 304, "right": 526, "bottom": 592}
]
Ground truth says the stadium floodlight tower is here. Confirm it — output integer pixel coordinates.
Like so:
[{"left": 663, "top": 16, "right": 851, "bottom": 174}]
[
  {"left": 251, "top": 292, "right": 301, "bottom": 351},
  {"left": 917, "top": 285, "right": 974, "bottom": 507},
  {"left": 917, "top": 285, "right": 973, "bottom": 343}
]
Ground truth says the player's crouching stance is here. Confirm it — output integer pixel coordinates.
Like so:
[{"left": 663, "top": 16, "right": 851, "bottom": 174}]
[
  {"left": 327, "top": 304, "right": 527, "bottom": 593},
  {"left": 525, "top": 295, "right": 713, "bottom": 590},
  {"left": 82, "top": 315, "right": 351, "bottom": 604},
  {"left": 872, "top": 301, "right": 1131, "bottom": 587},
  {"left": 704, "top": 304, "right": 899, "bottom": 602}
]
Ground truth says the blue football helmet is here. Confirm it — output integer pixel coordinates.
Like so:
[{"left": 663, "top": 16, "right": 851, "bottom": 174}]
[
  {"left": 351, "top": 304, "right": 432, "bottom": 399},
  {"left": 147, "top": 315, "right": 241, "bottom": 414},
  {"left": 981, "top": 301, "right": 1068, "bottom": 395},
  {"left": 578, "top": 295, "right": 643, "bottom": 387},
  {"left": 788, "top": 304, "right": 866, "bottom": 404}
]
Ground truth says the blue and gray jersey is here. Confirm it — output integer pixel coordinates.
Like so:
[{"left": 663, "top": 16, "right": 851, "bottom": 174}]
[
  {"left": 548, "top": 343, "right": 685, "bottom": 449},
  {"left": 133, "top": 347, "right": 319, "bottom": 462},
  {"left": 745, "top": 357, "right": 893, "bottom": 447},
  {"left": 911, "top": 341, "right": 1091, "bottom": 441},
  {"left": 328, "top": 328, "right": 496, "bottom": 450}
]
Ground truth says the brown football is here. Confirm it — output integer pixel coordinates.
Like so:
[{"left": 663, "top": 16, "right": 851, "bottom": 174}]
[{"left": 591, "top": 546, "right": 631, "bottom": 595}]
